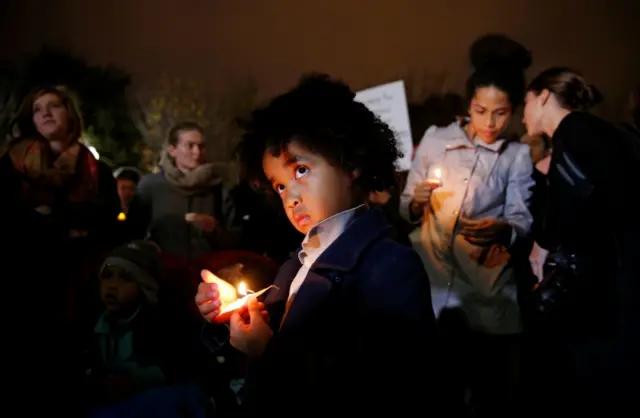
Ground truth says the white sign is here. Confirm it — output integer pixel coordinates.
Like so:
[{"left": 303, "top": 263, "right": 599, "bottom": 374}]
[{"left": 355, "top": 80, "right": 413, "bottom": 171}]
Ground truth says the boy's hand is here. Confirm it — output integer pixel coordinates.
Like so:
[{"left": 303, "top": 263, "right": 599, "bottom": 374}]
[
  {"left": 230, "top": 296, "right": 273, "bottom": 359},
  {"left": 195, "top": 270, "right": 221, "bottom": 322}
]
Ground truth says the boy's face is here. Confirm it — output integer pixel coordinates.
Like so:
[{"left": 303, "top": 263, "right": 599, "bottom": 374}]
[
  {"left": 263, "top": 141, "right": 356, "bottom": 235},
  {"left": 117, "top": 179, "right": 136, "bottom": 206},
  {"left": 100, "top": 265, "right": 141, "bottom": 314}
]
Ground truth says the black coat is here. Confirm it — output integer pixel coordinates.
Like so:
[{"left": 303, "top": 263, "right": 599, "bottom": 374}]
[{"left": 535, "top": 111, "right": 639, "bottom": 406}]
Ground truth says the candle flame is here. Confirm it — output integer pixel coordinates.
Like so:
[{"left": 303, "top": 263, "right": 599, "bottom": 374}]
[
  {"left": 237, "top": 281, "right": 247, "bottom": 296},
  {"left": 433, "top": 168, "right": 442, "bottom": 179},
  {"left": 117, "top": 212, "right": 127, "bottom": 221}
]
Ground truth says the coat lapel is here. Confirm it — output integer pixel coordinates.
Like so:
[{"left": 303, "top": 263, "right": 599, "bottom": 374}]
[
  {"left": 263, "top": 257, "right": 301, "bottom": 329},
  {"left": 278, "top": 270, "right": 336, "bottom": 332},
  {"left": 278, "top": 208, "right": 391, "bottom": 332}
]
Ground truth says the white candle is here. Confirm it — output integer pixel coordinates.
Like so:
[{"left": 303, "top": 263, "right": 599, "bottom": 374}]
[
  {"left": 219, "top": 294, "right": 250, "bottom": 315},
  {"left": 218, "top": 282, "right": 276, "bottom": 316},
  {"left": 427, "top": 166, "right": 443, "bottom": 188},
  {"left": 237, "top": 281, "right": 248, "bottom": 297},
  {"left": 218, "top": 281, "right": 249, "bottom": 315}
]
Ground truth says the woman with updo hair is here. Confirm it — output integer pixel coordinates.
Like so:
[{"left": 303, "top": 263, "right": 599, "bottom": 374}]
[
  {"left": 401, "top": 34, "right": 535, "bottom": 415},
  {"left": 524, "top": 68, "right": 639, "bottom": 413}
]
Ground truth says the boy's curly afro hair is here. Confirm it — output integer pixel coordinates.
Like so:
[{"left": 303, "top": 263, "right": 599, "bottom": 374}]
[{"left": 237, "top": 74, "right": 402, "bottom": 195}]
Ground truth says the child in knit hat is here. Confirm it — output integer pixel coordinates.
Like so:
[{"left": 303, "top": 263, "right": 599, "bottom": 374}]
[
  {"left": 88, "top": 240, "right": 209, "bottom": 415},
  {"left": 92, "top": 240, "right": 166, "bottom": 402},
  {"left": 99, "top": 240, "right": 162, "bottom": 315}
]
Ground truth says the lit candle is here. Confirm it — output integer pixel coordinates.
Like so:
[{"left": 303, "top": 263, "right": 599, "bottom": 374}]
[
  {"left": 216, "top": 280, "right": 251, "bottom": 316},
  {"left": 217, "top": 282, "right": 273, "bottom": 322},
  {"left": 219, "top": 290, "right": 251, "bottom": 316},
  {"left": 237, "top": 281, "right": 247, "bottom": 297},
  {"left": 117, "top": 212, "right": 127, "bottom": 221},
  {"left": 426, "top": 167, "right": 443, "bottom": 189},
  {"left": 200, "top": 270, "right": 277, "bottom": 324}
]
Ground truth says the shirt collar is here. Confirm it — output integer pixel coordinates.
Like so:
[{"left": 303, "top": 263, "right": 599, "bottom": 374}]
[
  {"left": 446, "top": 121, "right": 506, "bottom": 152},
  {"left": 298, "top": 204, "right": 365, "bottom": 266}
]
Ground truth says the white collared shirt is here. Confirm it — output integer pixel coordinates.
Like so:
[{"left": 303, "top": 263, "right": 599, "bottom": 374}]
[{"left": 288, "top": 205, "right": 365, "bottom": 297}]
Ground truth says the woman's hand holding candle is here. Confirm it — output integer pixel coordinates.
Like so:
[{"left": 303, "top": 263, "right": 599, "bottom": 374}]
[
  {"left": 410, "top": 167, "right": 443, "bottom": 216},
  {"left": 426, "top": 168, "right": 443, "bottom": 189},
  {"left": 410, "top": 181, "right": 437, "bottom": 218},
  {"left": 230, "top": 296, "right": 273, "bottom": 359}
]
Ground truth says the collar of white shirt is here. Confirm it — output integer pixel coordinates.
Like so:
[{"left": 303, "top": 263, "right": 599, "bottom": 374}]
[{"left": 297, "top": 204, "right": 366, "bottom": 267}]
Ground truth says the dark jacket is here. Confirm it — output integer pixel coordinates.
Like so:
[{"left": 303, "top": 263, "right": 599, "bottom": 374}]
[
  {"left": 0, "top": 154, "right": 120, "bottom": 416},
  {"left": 239, "top": 208, "right": 438, "bottom": 416},
  {"left": 0, "top": 153, "right": 120, "bottom": 246},
  {"left": 86, "top": 304, "right": 204, "bottom": 381},
  {"left": 127, "top": 172, "right": 228, "bottom": 261},
  {"left": 537, "top": 111, "right": 639, "bottom": 404}
]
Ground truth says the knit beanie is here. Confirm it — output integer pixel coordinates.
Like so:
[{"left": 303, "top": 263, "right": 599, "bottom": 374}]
[{"left": 100, "top": 240, "right": 163, "bottom": 306}]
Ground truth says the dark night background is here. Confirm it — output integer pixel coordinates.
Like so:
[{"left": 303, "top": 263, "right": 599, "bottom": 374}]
[{"left": 1, "top": 0, "right": 638, "bottom": 120}]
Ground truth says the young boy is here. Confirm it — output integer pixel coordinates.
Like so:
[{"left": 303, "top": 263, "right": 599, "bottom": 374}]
[
  {"left": 195, "top": 75, "right": 437, "bottom": 416},
  {"left": 88, "top": 240, "right": 208, "bottom": 416},
  {"left": 114, "top": 167, "right": 141, "bottom": 215}
]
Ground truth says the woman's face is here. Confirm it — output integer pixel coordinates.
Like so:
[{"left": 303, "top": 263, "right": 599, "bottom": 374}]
[
  {"left": 168, "top": 129, "right": 206, "bottom": 170},
  {"left": 522, "top": 90, "right": 547, "bottom": 136},
  {"left": 32, "top": 92, "right": 70, "bottom": 140},
  {"left": 468, "top": 86, "right": 512, "bottom": 143}
]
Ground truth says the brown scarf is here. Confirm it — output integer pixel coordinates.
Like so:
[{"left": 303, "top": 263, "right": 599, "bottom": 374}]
[
  {"left": 159, "top": 151, "right": 221, "bottom": 195},
  {"left": 7, "top": 137, "right": 99, "bottom": 206}
]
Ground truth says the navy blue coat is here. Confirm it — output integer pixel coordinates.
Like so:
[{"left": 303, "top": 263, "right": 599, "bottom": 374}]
[{"left": 242, "top": 207, "right": 438, "bottom": 416}]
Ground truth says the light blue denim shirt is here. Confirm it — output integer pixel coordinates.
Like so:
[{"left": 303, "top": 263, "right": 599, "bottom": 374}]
[{"left": 400, "top": 122, "right": 534, "bottom": 334}]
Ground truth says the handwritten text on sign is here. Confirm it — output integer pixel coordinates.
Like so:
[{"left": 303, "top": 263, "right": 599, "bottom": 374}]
[{"left": 355, "top": 80, "right": 413, "bottom": 171}]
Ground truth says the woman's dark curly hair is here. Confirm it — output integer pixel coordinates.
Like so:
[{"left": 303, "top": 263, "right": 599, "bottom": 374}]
[{"left": 237, "top": 74, "right": 401, "bottom": 196}]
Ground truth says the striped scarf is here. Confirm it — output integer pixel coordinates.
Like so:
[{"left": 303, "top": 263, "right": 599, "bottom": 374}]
[{"left": 6, "top": 137, "right": 99, "bottom": 206}]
